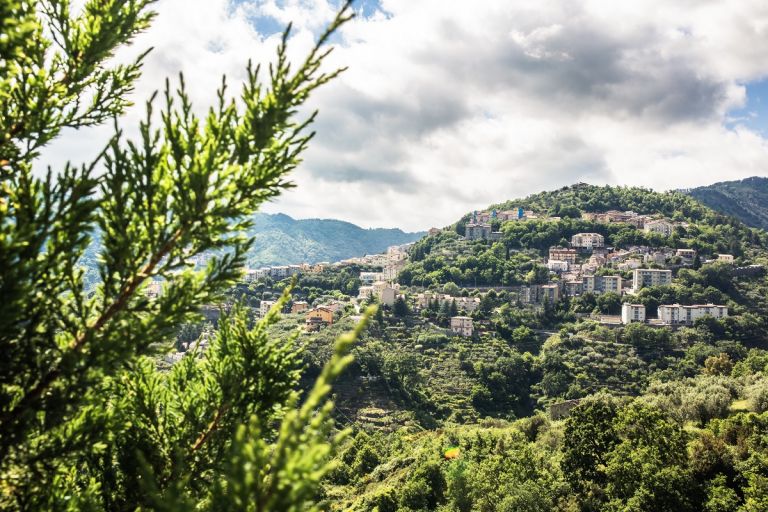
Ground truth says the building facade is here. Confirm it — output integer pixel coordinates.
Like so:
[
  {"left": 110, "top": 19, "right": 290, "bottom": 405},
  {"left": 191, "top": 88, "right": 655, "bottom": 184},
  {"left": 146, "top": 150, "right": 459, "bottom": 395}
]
[
  {"left": 450, "top": 316, "right": 474, "bottom": 337},
  {"left": 621, "top": 303, "right": 646, "bottom": 324},
  {"left": 571, "top": 232, "right": 605, "bottom": 250},
  {"left": 632, "top": 268, "right": 673, "bottom": 292},
  {"left": 657, "top": 304, "right": 728, "bottom": 325},
  {"left": 549, "top": 247, "right": 578, "bottom": 265},
  {"left": 643, "top": 219, "right": 674, "bottom": 237}
]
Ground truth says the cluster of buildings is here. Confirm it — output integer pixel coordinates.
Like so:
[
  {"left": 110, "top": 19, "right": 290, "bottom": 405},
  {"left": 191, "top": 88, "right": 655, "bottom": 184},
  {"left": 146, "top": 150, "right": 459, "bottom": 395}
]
[
  {"left": 258, "top": 296, "right": 346, "bottom": 332},
  {"left": 620, "top": 302, "right": 728, "bottom": 326},
  {"left": 521, "top": 267, "right": 675, "bottom": 307},
  {"left": 244, "top": 263, "right": 314, "bottom": 282},
  {"left": 464, "top": 208, "right": 558, "bottom": 241},
  {"left": 581, "top": 210, "right": 687, "bottom": 236},
  {"left": 345, "top": 244, "right": 411, "bottom": 282}
]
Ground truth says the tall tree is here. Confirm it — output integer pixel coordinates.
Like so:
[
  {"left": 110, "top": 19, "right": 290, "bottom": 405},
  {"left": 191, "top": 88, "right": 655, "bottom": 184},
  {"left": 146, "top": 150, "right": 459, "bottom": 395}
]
[{"left": 0, "top": 0, "right": 363, "bottom": 509}]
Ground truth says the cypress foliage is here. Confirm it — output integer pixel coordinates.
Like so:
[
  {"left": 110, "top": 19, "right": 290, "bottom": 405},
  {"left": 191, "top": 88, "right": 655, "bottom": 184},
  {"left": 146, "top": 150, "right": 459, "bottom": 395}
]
[{"left": 0, "top": 0, "right": 363, "bottom": 508}]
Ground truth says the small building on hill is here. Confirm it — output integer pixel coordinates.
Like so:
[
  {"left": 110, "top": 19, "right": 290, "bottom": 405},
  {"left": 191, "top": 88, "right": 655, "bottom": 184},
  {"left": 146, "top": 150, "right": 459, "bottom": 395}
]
[
  {"left": 450, "top": 316, "right": 474, "bottom": 337},
  {"left": 571, "top": 232, "right": 605, "bottom": 250},
  {"left": 657, "top": 304, "right": 728, "bottom": 325},
  {"left": 305, "top": 307, "right": 334, "bottom": 332}
]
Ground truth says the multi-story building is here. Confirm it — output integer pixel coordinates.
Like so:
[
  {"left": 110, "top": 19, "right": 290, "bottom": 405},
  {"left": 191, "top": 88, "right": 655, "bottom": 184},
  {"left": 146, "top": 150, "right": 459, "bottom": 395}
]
[
  {"left": 657, "top": 304, "right": 728, "bottom": 325},
  {"left": 717, "top": 254, "right": 735, "bottom": 263},
  {"left": 564, "top": 280, "right": 583, "bottom": 296},
  {"left": 643, "top": 219, "right": 675, "bottom": 237},
  {"left": 372, "top": 281, "right": 397, "bottom": 306},
  {"left": 676, "top": 248, "right": 697, "bottom": 260},
  {"left": 549, "top": 247, "right": 578, "bottom": 265},
  {"left": 621, "top": 303, "right": 646, "bottom": 324},
  {"left": 571, "top": 232, "right": 605, "bottom": 250},
  {"left": 582, "top": 275, "right": 622, "bottom": 295},
  {"left": 291, "top": 301, "right": 309, "bottom": 314},
  {"left": 359, "top": 281, "right": 398, "bottom": 306},
  {"left": 357, "top": 285, "right": 374, "bottom": 301},
  {"left": 465, "top": 222, "right": 492, "bottom": 240},
  {"left": 450, "top": 316, "right": 474, "bottom": 337},
  {"left": 360, "top": 271, "right": 386, "bottom": 285},
  {"left": 632, "top": 268, "right": 673, "bottom": 292},
  {"left": 547, "top": 260, "right": 570, "bottom": 272},
  {"left": 305, "top": 307, "right": 335, "bottom": 331},
  {"left": 541, "top": 284, "right": 560, "bottom": 303},
  {"left": 259, "top": 300, "right": 277, "bottom": 317},
  {"left": 465, "top": 222, "right": 502, "bottom": 241},
  {"left": 644, "top": 251, "right": 668, "bottom": 266}
]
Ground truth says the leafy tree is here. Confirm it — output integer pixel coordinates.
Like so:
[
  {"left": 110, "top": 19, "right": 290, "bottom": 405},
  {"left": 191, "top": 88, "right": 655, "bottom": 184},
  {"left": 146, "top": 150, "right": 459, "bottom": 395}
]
[
  {"left": 0, "top": 1, "right": 361, "bottom": 509},
  {"left": 704, "top": 353, "right": 734, "bottom": 376},
  {"left": 596, "top": 291, "right": 622, "bottom": 315},
  {"left": 561, "top": 394, "right": 620, "bottom": 495}
]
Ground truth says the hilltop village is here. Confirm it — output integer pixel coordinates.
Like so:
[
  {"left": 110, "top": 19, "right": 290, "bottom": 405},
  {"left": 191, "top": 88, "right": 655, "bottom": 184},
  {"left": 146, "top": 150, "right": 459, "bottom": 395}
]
[
  {"left": 158, "top": 186, "right": 768, "bottom": 372},
  {"left": 147, "top": 185, "right": 768, "bottom": 510}
]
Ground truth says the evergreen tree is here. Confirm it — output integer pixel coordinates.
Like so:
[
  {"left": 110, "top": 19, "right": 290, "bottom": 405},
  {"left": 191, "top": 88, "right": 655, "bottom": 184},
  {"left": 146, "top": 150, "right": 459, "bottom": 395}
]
[
  {"left": 450, "top": 298, "right": 459, "bottom": 316},
  {"left": 0, "top": 1, "right": 363, "bottom": 509},
  {"left": 393, "top": 296, "right": 409, "bottom": 317}
]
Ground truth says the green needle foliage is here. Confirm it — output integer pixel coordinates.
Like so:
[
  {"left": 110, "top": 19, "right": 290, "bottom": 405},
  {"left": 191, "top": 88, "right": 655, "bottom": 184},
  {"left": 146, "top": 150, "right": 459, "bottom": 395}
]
[{"left": 0, "top": 0, "right": 363, "bottom": 508}]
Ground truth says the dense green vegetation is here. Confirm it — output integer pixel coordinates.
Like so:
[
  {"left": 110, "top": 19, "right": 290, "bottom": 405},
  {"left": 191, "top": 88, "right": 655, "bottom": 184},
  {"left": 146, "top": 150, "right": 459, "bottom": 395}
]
[
  {"left": 265, "top": 184, "right": 768, "bottom": 510},
  {"left": 401, "top": 185, "right": 767, "bottom": 289},
  {"left": 0, "top": 1, "right": 360, "bottom": 509},
  {"left": 7, "top": 1, "right": 768, "bottom": 510},
  {"left": 686, "top": 176, "right": 768, "bottom": 232}
]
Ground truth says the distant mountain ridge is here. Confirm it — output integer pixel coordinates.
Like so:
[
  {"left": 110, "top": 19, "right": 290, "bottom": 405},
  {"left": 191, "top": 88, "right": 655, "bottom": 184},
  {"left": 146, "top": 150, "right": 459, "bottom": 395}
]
[
  {"left": 245, "top": 213, "right": 425, "bottom": 267},
  {"left": 683, "top": 176, "right": 768, "bottom": 231}
]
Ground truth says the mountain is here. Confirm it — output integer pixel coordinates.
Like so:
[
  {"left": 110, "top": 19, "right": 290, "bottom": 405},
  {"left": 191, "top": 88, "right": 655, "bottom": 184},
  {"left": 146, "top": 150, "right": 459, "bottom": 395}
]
[
  {"left": 684, "top": 176, "right": 768, "bottom": 231},
  {"left": 244, "top": 213, "right": 425, "bottom": 267}
]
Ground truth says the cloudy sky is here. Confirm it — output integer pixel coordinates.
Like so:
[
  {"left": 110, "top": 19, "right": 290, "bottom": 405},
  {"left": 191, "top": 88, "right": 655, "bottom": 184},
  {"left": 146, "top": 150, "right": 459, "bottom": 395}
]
[{"left": 41, "top": 0, "right": 768, "bottom": 231}]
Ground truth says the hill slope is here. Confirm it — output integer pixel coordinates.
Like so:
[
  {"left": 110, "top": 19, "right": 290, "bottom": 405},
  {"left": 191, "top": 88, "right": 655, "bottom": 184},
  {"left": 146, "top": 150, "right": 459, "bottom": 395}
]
[
  {"left": 245, "top": 213, "right": 424, "bottom": 267},
  {"left": 684, "top": 176, "right": 768, "bottom": 231}
]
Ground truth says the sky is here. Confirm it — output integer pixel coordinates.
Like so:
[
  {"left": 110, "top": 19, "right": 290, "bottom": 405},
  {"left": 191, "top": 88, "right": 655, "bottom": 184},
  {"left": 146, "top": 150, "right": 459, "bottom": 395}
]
[{"left": 40, "top": 0, "right": 768, "bottom": 231}]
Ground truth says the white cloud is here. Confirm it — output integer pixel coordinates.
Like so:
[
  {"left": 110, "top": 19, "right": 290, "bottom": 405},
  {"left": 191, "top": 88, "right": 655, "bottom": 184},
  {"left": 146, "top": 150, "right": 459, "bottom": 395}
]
[{"left": 39, "top": 0, "right": 768, "bottom": 231}]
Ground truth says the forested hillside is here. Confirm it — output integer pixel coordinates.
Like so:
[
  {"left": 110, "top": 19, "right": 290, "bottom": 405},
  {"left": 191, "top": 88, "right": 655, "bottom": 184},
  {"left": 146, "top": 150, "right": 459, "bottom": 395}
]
[
  {"left": 685, "top": 176, "right": 768, "bottom": 231},
  {"left": 220, "top": 184, "right": 768, "bottom": 510},
  {"left": 246, "top": 213, "right": 424, "bottom": 267}
]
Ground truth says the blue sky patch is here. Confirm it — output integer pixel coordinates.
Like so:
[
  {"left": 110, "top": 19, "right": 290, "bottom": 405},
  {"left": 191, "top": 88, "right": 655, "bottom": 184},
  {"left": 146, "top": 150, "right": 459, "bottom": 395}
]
[{"left": 728, "top": 78, "right": 768, "bottom": 136}]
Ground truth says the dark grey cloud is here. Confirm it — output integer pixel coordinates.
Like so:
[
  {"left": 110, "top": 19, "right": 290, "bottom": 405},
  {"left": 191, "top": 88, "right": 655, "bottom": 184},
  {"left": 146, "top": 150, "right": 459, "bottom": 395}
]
[{"left": 413, "top": 10, "right": 730, "bottom": 124}]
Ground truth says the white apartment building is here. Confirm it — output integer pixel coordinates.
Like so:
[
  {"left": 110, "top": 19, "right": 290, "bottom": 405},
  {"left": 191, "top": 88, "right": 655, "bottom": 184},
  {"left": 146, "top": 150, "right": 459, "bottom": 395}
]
[
  {"left": 360, "top": 271, "right": 386, "bottom": 285},
  {"left": 547, "top": 260, "right": 570, "bottom": 272},
  {"left": 658, "top": 304, "right": 728, "bottom": 325},
  {"left": 632, "top": 268, "right": 673, "bottom": 292},
  {"left": 621, "top": 303, "right": 646, "bottom": 324},
  {"left": 549, "top": 247, "right": 578, "bottom": 265},
  {"left": 643, "top": 219, "right": 675, "bottom": 237},
  {"left": 541, "top": 284, "right": 560, "bottom": 303},
  {"left": 450, "top": 316, "right": 474, "bottom": 337},
  {"left": 259, "top": 300, "right": 277, "bottom": 317},
  {"left": 371, "top": 281, "right": 397, "bottom": 307},
  {"left": 357, "top": 285, "right": 374, "bottom": 301},
  {"left": 571, "top": 232, "right": 605, "bottom": 250},
  {"left": 583, "top": 275, "right": 622, "bottom": 295}
]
